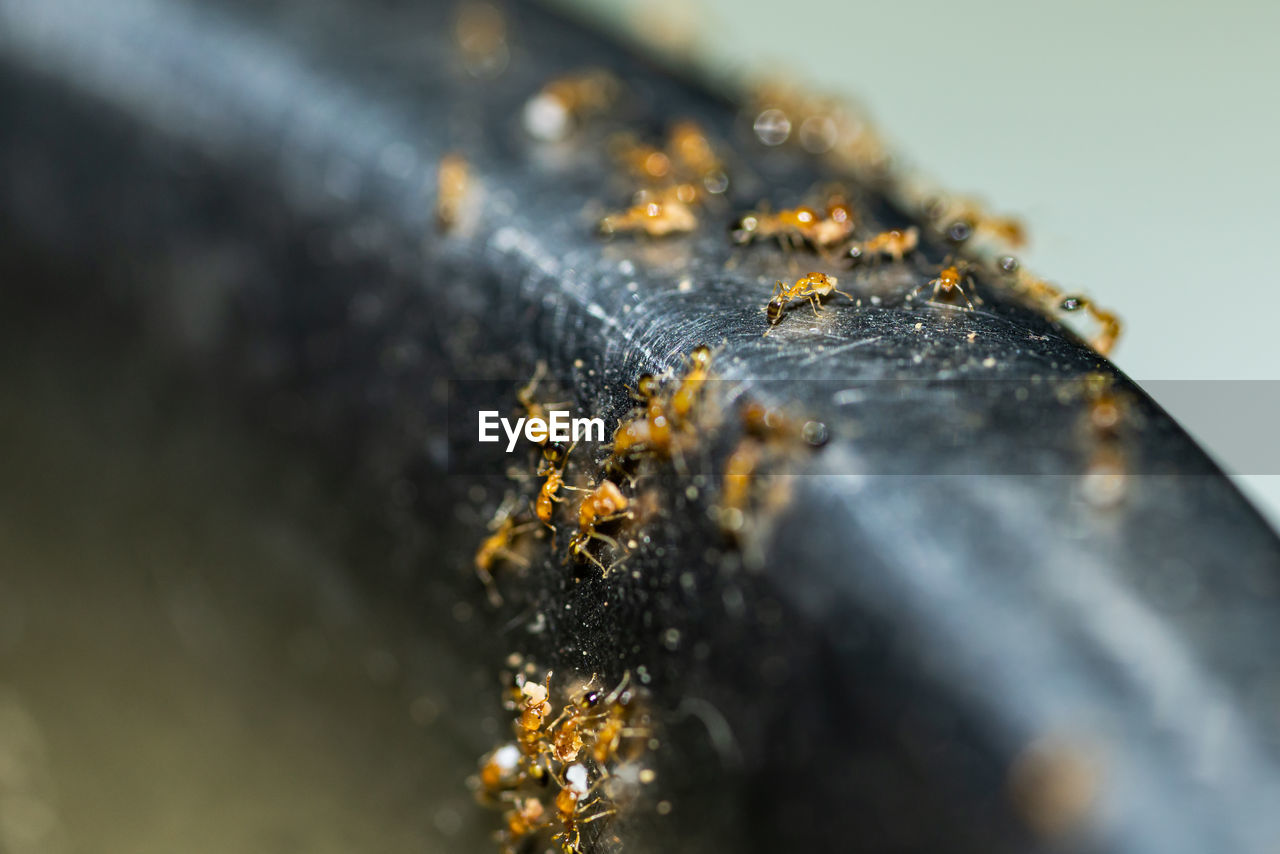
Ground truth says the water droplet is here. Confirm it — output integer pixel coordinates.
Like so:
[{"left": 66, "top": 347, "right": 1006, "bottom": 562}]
[
  {"left": 753, "top": 109, "right": 791, "bottom": 146},
  {"left": 801, "top": 420, "right": 829, "bottom": 447}
]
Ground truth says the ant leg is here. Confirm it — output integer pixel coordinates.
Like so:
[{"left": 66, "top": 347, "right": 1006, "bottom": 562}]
[
  {"left": 477, "top": 566, "right": 503, "bottom": 607},
  {"left": 495, "top": 547, "right": 531, "bottom": 569},
  {"left": 571, "top": 541, "right": 610, "bottom": 574},
  {"left": 903, "top": 277, "right": 929, "bottom": 305},
  {"left": 588, "top": 530, "right": 622, "bottom": 550},
  {"left": 601, "top": 548, "right": 633, "bottom": 578},
  {"left": 808, "top": 295, "right": 824, "bottom": 316}
]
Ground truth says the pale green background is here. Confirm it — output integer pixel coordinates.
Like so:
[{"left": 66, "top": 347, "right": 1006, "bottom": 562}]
[{"left": 557, "top": 0, "right": 1280, "bottom": 527}]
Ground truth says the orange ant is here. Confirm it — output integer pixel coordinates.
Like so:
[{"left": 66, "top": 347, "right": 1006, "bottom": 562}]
[
  {"left": 453, "top": 2, "right": 507, "bottom": 78},
  {"left": 517, "top": 361, "right": 569, "bottom": 444},
  {"left": 927, "top": 196, "right": 1028, "bottom": 248},
  {"left": 498, "top": 796, "right": 550, "bottom": 854},
  {"left": 718, "top": 401, "right": 801, "bottom": 536},
  {"left": 436, "top": 153, "right": 469, "bottom": 232},
  {"left": 474, "top": 501, "right": 538, "bottom": 606},
  {"left": 612, "top": 121, "right": 726, "bottom": 194},
  {"left": 731, "top": 202, "right": 856, "bottom": 251},
  {"left": 1077, "top": 374, "right": 1130, "bottom": 507},
  {"left": 513, "top": 671, "right": 557, "bottom": 761},
  {"left": 667, "top": 120, "right": 728, "bottom": 194},
  {"left": 612, "top": 136, "right": 672, "bottom": 182},
  {"left": 554, "top": 763, "right": 615, "bottom": 854},
  {"left": 909, "top": 259, "right": 976, "bottom": 310},
  {"left": 477, "top": 741, "right": 526, "bottom": 802},
  {"left": 669, "top": 345, "right": 712, "bottom": 424},
  {"left": 524, "top": 69, "right": 620, "bottom": 141},
  {"left": 846, "top": 226, "right": 919, "bottom": 264},
  {"left": 542, "top": 674, "right": 612, "bottom": 764},
  {"left": 566, "top": 480, "right": 631, "bottom": 574},
  {"left": 534, "top": 443, "right": 577, "bottom": 536},
  {"left": 598, "top": 185, "right": 699, "bottom": 237},
  {"left": 1060, "top": 295, "right": 1122, "bottom": 356},
  {"left": 607, "top": 375, "right": 675, "bottom": 467},
  {"left": 764, "top": 272, "right": 853, "bottom": 332}
]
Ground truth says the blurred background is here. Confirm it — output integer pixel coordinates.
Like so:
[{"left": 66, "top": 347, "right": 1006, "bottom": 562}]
[{"left": 556, "top": 0, "right": 1280, "bottom": 528}]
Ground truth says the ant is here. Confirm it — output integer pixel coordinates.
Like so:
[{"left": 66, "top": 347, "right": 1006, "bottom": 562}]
[
  {"left": 477, "top": 741, "right": 526, "bottom": 802},
  {"left": 718, "top": 401, "right": 796, "bottom": 536},
  {"left": 612, "top": 136, "right": 672, "bottom": 182},
  {"left": 474, "top": 499, "right": 538, "bottom": 605},
  {"left": 667, "top": 120, "right": 728, "bottom": 194},
  {"left": 764, "top": 272, "right": 853, "bottom": 333},
  {"left": 524, "top": 68, "right": 620, "bottom": 141},
  {"left": 669, "top": 345, "right": 712, "bottom": 424},
  {"left": 598, "top": 186, "right": 699, "bottom": 237},
  {"left": 566, "top": 480, "right": 631, "bottom": 574},
  {"left": 1060, "top": 295, "right": 1122, "bottom": 356},
  {"left": 606, "top": 375, "right": 675, "bottom": 469},
  {"left": 534, "top": 443, "right": 576, "bottom": 538},
  {"left": 908, "top": 259, "right": 976, "bottom": 310},
  {"left": 435, "top": 153, "right": 469, "bottom": 232},
  {"left": 517, "top": 361, "right": 568, "bottom": 444},
  {"left": 926, "top": 195, "right": 1028, "bottom": 249},
  {"left": 731, "top": 201, "right": 856, "bottom": 251},
  {"left": 553, "top": 763, "right": 615, "bottom": 854},
  {"left": 498, "top": 796, "right": 550, "bottom": 854},
  {"left": 846, "top": 226, "right": 919, "bottom": 265}
]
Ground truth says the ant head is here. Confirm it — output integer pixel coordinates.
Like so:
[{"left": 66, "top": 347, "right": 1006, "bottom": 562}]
[
  {"left": 730, "top": 214, "right": 759, "bottom": 245},
  {"left": 635, "top": 374, "right": 660, "bottom": 398},
  {"left": 688, "top": 345, "right": 712, "bottom": 368},
  {"left": 742, "top": 401, "right": 769, "bottom": 434}
]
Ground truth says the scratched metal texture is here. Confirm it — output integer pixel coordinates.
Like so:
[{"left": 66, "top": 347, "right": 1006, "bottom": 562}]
[{"left": 3, "top": 0, "right": 1280, "bottom": 852}]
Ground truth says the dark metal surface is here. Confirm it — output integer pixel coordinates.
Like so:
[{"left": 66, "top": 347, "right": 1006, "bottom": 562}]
[{"left": 3, "top": 0, "right": 1280, "bottom": 852}]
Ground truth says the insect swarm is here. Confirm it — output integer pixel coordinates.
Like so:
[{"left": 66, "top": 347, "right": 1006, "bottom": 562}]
[
  {"left": 611, "top": 119, "right": 728, "bottom": 197},
  {"left": 606, "top": 373, "right": 675, "bottom": 468},
  {"left": 604, "top": 345, "right": 717, "bottom": 476},
  {"left": 764, "top": 272, "right": 853, "bottom": 333},
  {"left": 475, "top": 668, "right": 654, "bottom": 854},
  {"left": 435, "top": 152, "right": 470, "bottom": 232}
]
